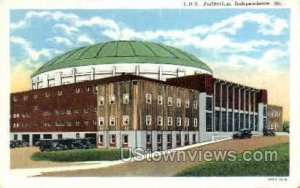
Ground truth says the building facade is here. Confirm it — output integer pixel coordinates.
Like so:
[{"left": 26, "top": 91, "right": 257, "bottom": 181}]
[
  {"left": 267, "top": 105, "right": 283, "bottom": 132},
  {"left": 10, "top": 40, "right": 270, "bottom": 151}
]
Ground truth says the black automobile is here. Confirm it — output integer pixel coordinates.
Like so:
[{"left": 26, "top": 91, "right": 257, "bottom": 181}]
[
  {"left": 71, "top": 138, "right": 92, "bottom": 149},
  {"left": 233, "top": 129, "right": 252, "bottom": 139},
  {"left": 10, "top": 140, "right": 17, "bottom": 148},
  {"left": 39, "top": 139, "right": 68, "bottom": 152},
  {"left": 263, "top": 128, "right": 275, "bottom": 136},
  {"left": 14, "top": 140, "right": 29, "bottom": 147}
]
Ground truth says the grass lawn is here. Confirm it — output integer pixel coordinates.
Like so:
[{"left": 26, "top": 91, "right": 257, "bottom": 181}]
[
  {"left": 31, "top": 148, "right": 131, "bottom": 162},
  {"left": 176, "top": 143, "right": 289, "bottom": 176}
]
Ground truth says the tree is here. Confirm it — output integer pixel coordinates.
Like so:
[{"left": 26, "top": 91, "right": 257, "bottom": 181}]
[{"left": 282, "top": 120, "right": 289, "bottom": 133}]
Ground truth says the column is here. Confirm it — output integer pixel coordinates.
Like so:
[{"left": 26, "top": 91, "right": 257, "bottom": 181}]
[
  {"left": 199, "top": 92, "right": 207, "bottom": 142},
  {"left": 72, "top": 68, "right": 76, "bottom": 83},
  {"left": 135, "top": 65, "right": 140, "bottom": 76},
  {"left": 55, "top": 72, "right": 62, "bottom": 86},
  {"left": 112, "top": 66, "right": 116, "bottom": 76},
  {"left": 226, "top": 85, "right": 229, "bottom": 132},
  {"left": 238, "top": 88, "right": 241, "bottom": 129},
  {"left": 253, "top": 92, "right": 257, "bottom": 129},
  {"left": 232, "top": 86, "right": 235, "bottom": 132},
  {"left": 43, "top": 74, "right": 49, "bottom": 88},
  {"left": 219, "top": 83, "right": 223, "bottom": 131},
  {"left": 159, "top": 66, "right": 163, "bottom": 80},
  {"left": 90, "top": 68, "right": 95, "bottom": 80},
  {"left": 213, "top": 82, "right": 216, "bottom": 132}
]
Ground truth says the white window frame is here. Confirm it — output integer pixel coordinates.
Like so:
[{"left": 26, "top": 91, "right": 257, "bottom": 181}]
[
  {"left": 193, "top": 100, "right": 198, "bottom": 109},
  {"left": 177, "top": 117, "right": 182, "bottom": 126},
  {"left": 45, "top": 92, "right": 50, "bottom": 98},
  {"left": 157, "top": 95, "right": 163, "bottom": 105},
  {"left": 23, "top": 95, "right": 28, "bottom": 101},
  {"left": 98, "top": 96, "right": 104, "bottom": 106},
  {"left": 109, "top": 95, "right": 115, "bottom": 105},
  {"left": 167, "top": 117, "right": 173, "bottom": 126},
  {"left": 185, "top": 118, "right": 189, "bottom": 127},
  {"left": 177, "top": 98, "right": 181, "bottom": 107},
  {"left": 122, "top": 115, "right": 130, "bottom": 125},
  {"left": 123, "top": 135, "right": 128, "bottom": 144},
  {"left": 145, "top": 93, "right": 152, "bottom": 104},
  {"left": 123, "top": 94, "right": 129, "bottom": 104},
  {"left": 167, "top": 97, "right": 172, "bottom": 106},
  {"left": 157, "top": 116, "right": 163, "bottom": 126},
  {"left": 185, "top": 99, "right": 190, "bottom": 108},
  {"left": 98, "top": 117, "right": 104, "bottom": 126},
  {"left": 98, "top": 135, "right": 103, "bottom": 143},
  {"left": 194, "top": 118, "right": 198, "bottom": 127},
  {"left": 75, "top": 87, "right": 81, "bottom": 93},
  {"left": 76, "top": 120, "right": 80, "bottom": 126},
  {"left": 109, "top": 116, "right": 115, "bottom": 126},
  {"left": 13, "top": 96, "right": 18, "bottom": 102},
  {"left": 67, "top": 121, "right": 72, "bottom": 126},
  {"left": 110, "top": 134, "right": 116, "bottom": 144},
  {"left": 146, "top": 115, "right": 152, "bottom": 126},
  {"left": 57, "top": 90, "right": 62, "bottom": 96}
]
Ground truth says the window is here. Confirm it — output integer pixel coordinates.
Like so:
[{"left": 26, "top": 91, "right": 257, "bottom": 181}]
[
  {"left": 86, "top": 86, "right": 91, "bottom": 92},
  {"left": 193, "top": 101, "right": 198, "bottom": 109},
  {"left": 167, "top": 97, "right": 172, "bottom": 106},
  {"left": 185, "top": 118, "right": 189, "bottom": 127},
  {"left": 93, "top": 86, "right": 98, "bottom": 94},
  {"left": 177, "top": 117, "right": 182, "bottom": 126},
  {"left": 146, "top": 115, "right": 152, "bottom": 126},
  {"left": 194, "top": 118, "right": 198, "bottom": 127},
  {"left": 34, "top": 94, "right": 38, "bottom": 99},
  {"left": 109, "top": 95, "right": 115, "bottom": 105},
  {"left": 45, "top": 92, "right": 50, "bottom": 98},
  {"left": 176, "top": 98, "right": 181, "bottom": 107},
  {"left": 157, "top": 134, "right": 162, "bottom": 143},
  {"left": 110, "top": 116, "right": 115, "bottom": 126},
  {"left": 206, "top": 113, "right": 212, "bottom": 132},
  {"left": 23, "top": 95, "right": 28, "bottom": 101},
  {"left": 98, "top": 96, "right": 104, "bottom": 106},
  {"left": 167, "top": 134, "right": 172, "bottom": 143},
  {"left": 158, "top": 95, "right": 163, "bottom": 105},
  {"left": 13, "top": 96, "right": 18, "bottom": 102},
  {"left": 94, "top": 107, "right": 97, "bottom": 112},
  {"left": 76, "top": 120, "right": 80, "bottom": 126},
  {"left": 146, "top": 93, "right": 152, "bottom": 104},
  {"left": 57, "top": 90, "right": 62, "bottom": 96},
  {"left": 76, "top": 133, "right": 80, "bottom": 138},
  {"left": 98, "top": 117, "right": 104, "bottom": 126},
  {"left": 84, "top": 120, "right": 89, "bottom": 126},
  {"left": 146, "top": 135, "right": 151, "bottom": 144},
  {"left": 93, "top": 120, "right": 97, "bottom": 125},
  {"left": 73, "top": 109, "right": 79, "bottom": 114},
  {"left": 206, "top": 97, "right": 213, "bottom": 111},
  {"left": 157, "top": 116, "right": 163, "bottom": 126},
  {"left": 185, "top": 99, "right": 190, "bottom": 108},
  {"left": 110, "top": 134, "right": 116, "bottom": 144},
  {"left": 123, "top": 94, "right": 129, "bottom": 104},
  {"left": 167, "top": 117, "right": 173, "bottom": 126},
  {"left": 67, "top": 121, "right": 72, "bottom": 126},
  {"left": 99, "top": 135, "right": 103, "bottom": 143},
  {"left": 76, "top": 87, "right": 81, "bottom": 93},
  {"left": 57, "top": 134, "right": 63, "bottom": 139},
  {"left": 44, "top": 122, "right": 50, "bottom": 126},
  {"left": 123, "top": 135, "right": 128, "bottom": 144},
  {"left": 84, "top": 107, "right": 89, "bottom": 113},
  {"left": 66, "top": 109, "right": 72, "bottom": 115},
  {"left": 123, "top": 115, "right": 129, "bottom": 125}
]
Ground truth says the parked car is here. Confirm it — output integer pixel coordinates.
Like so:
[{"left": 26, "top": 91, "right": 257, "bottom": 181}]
[
  {"left": 10, "top": 140, "right": 17, "bottom": 148},
  {"left": 263, "top": 128, "right": 275, "bottom": 136},
  {"left": 13, "top": 140, "right": 29, "bottom": 147},
  {"left": 39, "top": 139, "right": 67, "bottom": 152},
  {"left": 71, "top": 138, "right": 92, "bottom": 149},
  {"left": 233, "top": 129, "right": 252, "bottom": 139}
]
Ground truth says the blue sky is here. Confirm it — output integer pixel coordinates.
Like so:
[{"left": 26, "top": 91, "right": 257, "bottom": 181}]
[{"left": 10, "top": 9, "right": 290, "bottom": 119}]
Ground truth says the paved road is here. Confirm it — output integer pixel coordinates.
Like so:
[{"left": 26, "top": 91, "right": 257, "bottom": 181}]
[{"left": 41, "top": 136, "right": 289, "bottom": 177}]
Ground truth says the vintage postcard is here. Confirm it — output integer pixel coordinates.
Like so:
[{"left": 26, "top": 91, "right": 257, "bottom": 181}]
[{"left": 0, "top": 0, "right": 299, "bottom": 187}]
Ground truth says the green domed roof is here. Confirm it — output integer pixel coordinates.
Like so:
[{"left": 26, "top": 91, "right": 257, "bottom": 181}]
[{"left": 32, "top": 40, "right": 212, "bottom": 77}]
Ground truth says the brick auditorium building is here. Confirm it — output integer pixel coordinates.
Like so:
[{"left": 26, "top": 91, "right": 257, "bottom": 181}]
[{"left": 10, "top": 40, "right": 268, "bottom": 151}]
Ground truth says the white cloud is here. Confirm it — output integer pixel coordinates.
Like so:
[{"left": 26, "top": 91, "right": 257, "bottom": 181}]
[
  {"left": 77, "top": 34, "right": 95, "bottom": 45},
  {"left": 48, "top": 36, "right": 72, "bottom": 46},
  {"left": 53, "top": 24, "right": 79, "bottom": 35}
]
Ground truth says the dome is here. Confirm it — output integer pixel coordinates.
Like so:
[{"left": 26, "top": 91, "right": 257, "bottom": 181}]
[{"left": 32, "top": 40, "right": 212, "bottom": 77}]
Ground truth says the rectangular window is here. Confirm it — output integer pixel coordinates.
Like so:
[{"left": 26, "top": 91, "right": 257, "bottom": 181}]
[
  {"left": 194, "top": 118, "right": 198, "bottom": 127},
  {"left": 185, "top": 99, "right": 190, "bottom": 108},
  {"left": 86, "top": 86, "right": 91, "bottom": 92},
  {"left": 99, "top": 135, "right": 103, "bottom": 143},
  {"left": 110, "top": 116, "right": 115, "bottom": 126},
  {"left": 45, "top": 92, "right": 50, "bottom": 98},
  {"left": 123, "top": 94, "right": 129, "bottom": 104},
  {"left": 146, "top": 135, "right": 151, "bottom": 144},
  {"left": 109, "top": 95, "right": 115, "bottom": 105},
  {"left": 157, "top": 134, "right": 162, "bottom": 143},
  {"left": 228, "top": 112, "right": 233, "bottom": 132},
  {"left": 122, "top": 115, "right": 129, "bottom": 125},
  {"left": 110, "top": 135, "right": 116, "bottom": 144},
  {"left": 222, "top": 111, "right": 227, "bottom": 131},
  {"left": 13, "top": 96, "right": 18, "bottom": 102},
  {"left": 98, "top": 117, "right": 104, "bottom": 126},
  {"left": 34, "top": 94, "right": 38, "bottom": 99},
  {"left": 123, "top": 135, "right": 128, "bottom": 144},
  {"left": 167, "top": 97, "right": 172, "bottom": 106},
  {"left": 192, "top": 134, "right": 196, "bottom": 143},
  {"left": 98, "top": 96, "right": 104, "bottom": 106},
  {"left": 193, "top": 101, "right": 198, "bottom": 109},
  {"left": 146, "top": 115, "right": 152, "bottom": 126},
  {"left": 73, "top": 109, "right": 79, "bottom": 114},
  {"left": 66, "top": 109, "right": 72, "bottom": 115},
  {"left": 57, "top": 90, "right": 62, "bottom": 96},
  {"left": 93, "top": 86, "right": 98, "bottom": 94},
  {"left": 67, "top": 121, "right": 72, "bottom": 126},
  {"left": 263, "top": 106, "right": 267, "bottom": 116},
  {"left": 185, "top": 118, "right": 189, "bottom": 127},
  {"left": 57, "top": 134, "right": 63, "bottom": 139},
  {"left": 206, "top": 97, "right": 213, "bottom": 111},
  {"left": 177, "top": 117, "right": 182, "bottom": 126},
  {"left": 76, "top": 87, "right": 81, "bottom": 93},
  {"left": 234, "top": 113, "right": 239, "bottom": 131},
  {"left": 84, "top": 107, "right": 89, "bottom": 113},
  {"left": 167, "top": 134, "right": 172, "bottom": 143},
  {"left": 157, "top": 116, "right": 163, "bottom": 126},
  {"left": 158, "top": 95, "right": 163, "bottom": 105},
  {"left": 206, "top": 113, "right": 212, "bottom": 132},
  {"left": 176, "top": 134, "right": 181, "bottom": 146},
  {"left": 146, "top": 93, "right": 152, "bottom": 104},
  {"left": 23, "top": 95, "right": 28, "bottom": 101},
  {"left": 176, "top": 98, "right": 181, "bottom": 107},
  {"left": 76, "top": 133, "right": 80, "bottom": 138},
  {"left": 215, "top": 111, "right": 220, "bottom": 131},
  {"left": 167, "top": 117, "right": 173, "bottom": 126},
  {"left": 84, "top": 120, "right": 89, "bottom": 126},
  {"left": 76, "top": 120, "right": 80, "bottom": 126}
]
